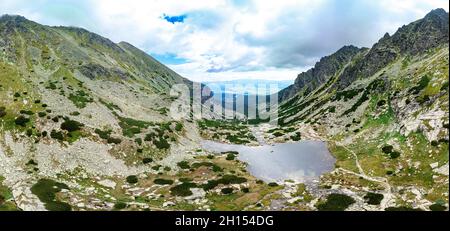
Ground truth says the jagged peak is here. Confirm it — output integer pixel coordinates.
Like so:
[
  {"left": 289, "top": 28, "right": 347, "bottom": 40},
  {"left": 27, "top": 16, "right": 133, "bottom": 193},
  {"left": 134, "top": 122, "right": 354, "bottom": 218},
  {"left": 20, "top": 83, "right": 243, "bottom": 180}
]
[
  {"left": 335, "top": 45, "right": 360, "bottom": 53},
  {"left": 0, "top": 14, "right": 30, "bottom": 24},
  {"left": 425, "top": 8, "right": 448, "bottom": 19}
]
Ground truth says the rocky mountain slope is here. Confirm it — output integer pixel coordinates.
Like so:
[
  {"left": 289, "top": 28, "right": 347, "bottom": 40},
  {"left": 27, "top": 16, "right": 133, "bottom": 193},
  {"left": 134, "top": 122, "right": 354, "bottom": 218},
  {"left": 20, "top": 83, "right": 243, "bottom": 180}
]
[
  {"left": 0, "top": 9, "right": 448, "bottom": 212},
  {"left": 0, "top": 15, "right": 214, "bottom": 211},
  {"left": 0, "top": 14, "right": 287, "bottom": 212},
  {"left": 271, "top": 8, "right": 449, "bottom": 210},
  {"left": 278, "top": 45, "right": 364, "bottom": 101}
]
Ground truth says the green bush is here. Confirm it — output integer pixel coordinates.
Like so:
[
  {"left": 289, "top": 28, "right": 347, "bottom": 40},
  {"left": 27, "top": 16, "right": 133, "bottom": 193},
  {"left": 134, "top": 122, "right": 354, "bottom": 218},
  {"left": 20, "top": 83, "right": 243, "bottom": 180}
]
[
  {"left": 126, "top": 175, "right": 138, "bottom": 184},
  {"left": 202, "top": 180, "right": 219, "bottom": 191},
  {"left": 291, "top": 132, "right": 301, "bottom": 141},
  {"left": 15, "top": 116, "right": 30, "bottom": 127},
  {"left": 70, "top": 111, "right": 80, "bottom": 116},
  {"left": 143, "top": 158, "right": 153, "bottom": 164},
  {"left": 50, "top": 130, "right": 64, "bottom": 141},
  {"left": 153, "top": 179, "right": 174, "bottom": 185},
  {"left": 153, "top": 138, "right": 170, "bottom": 149},
  {"left": 429, "top": 203, "right": 447, "bottom": 211},
  {"left": 382, "top": 145, "right": 394, "bottom": 154},
  {"left": 221, "top": 188, "right": 234, "bottom": 195},
  {"left": 61, "top": 120, "right": 83, "bottom": 132},
  {"left": 441, "top": 81, "right": 449, "bottom": 92},
  {"left": 94, "top": 129, "right": 111, "bottom": 140},
  {"left": 175, "top": 123, "right": 183, "bottom": 132},
  {"left": 377, "top": 100, "right": 386, "bottom": 107},
  {"left": 135, "top": 138, "right": 142, "bottom": 146},
  {"left": 152, "top": 165, "right": 162, "bottom": 171},
  {"left": 317, "top": 194, "right": 355, "bottom": 211},
  {"left": 107, "top": 137, "right": 122, "bottom": 144},
  {"left": 389, "top": 151, "right": 400, "bottom": 159},
  {"left": 179, "top": 178, "right": 193, "bottom": 183},
  {"left": 212, "top": 165, "right": 223, "bottom": 172},
  {"left": 225, "top": 153, "right": 236, "bottom": 161},
  {"left": 20, "top": 110, "right": 33, "bottom": 115},
  {"left": 0, "top": 107, "right": 6, "bottom": 117},
  {"left": 268, "top": 182, "right": 279, "bottom": 187},
  {"left": 217, "top": 175, "right": 247, "bottom": 185},
  {"left": 113, "top": 202, "right": 127, "bottom": 210},
  {"left": 385, "top": 206, "right": 423, "bottom": 211},
  {"left": 177, "top": 161, "right": 190, "bottom": 169},
  {"left": 364, "top": 192, "right": 384, "bottom": 205},
  {"left": 201, "top": 175, "right": 247, "bottom": 191},
  {"left": 334, "top": 89, "right": 360, "bottom": 101},
  {"left": 272, "top": 132, "right": 284, "bottom": 137},
  {"left": 409, "top": 75, "right": 430, "bottom": 94},
  {"left": 45, "top": 201, "right": 72, "bottom": 211},
  {"left": 170, "top": 182, "right": 197, "bottom": 197},
  {"left": 38, "top": 112, "right": 47, "bottom": 117},
  {"left": 241, "top": 188, "right": 250, "bottom": 193}
]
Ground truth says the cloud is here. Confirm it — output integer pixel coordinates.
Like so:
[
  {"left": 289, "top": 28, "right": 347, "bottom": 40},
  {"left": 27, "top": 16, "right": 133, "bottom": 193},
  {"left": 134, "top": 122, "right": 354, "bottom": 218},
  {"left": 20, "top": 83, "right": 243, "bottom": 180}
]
[{"left": 1, "top": 0, "right": 448, "bottom": 82}]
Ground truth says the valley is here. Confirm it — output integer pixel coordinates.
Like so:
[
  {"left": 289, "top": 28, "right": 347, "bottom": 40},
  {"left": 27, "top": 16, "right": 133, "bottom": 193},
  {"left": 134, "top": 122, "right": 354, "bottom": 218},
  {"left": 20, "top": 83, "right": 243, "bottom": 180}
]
[{"left": 0, "top": 8, "right": 449, "bottom": 212}]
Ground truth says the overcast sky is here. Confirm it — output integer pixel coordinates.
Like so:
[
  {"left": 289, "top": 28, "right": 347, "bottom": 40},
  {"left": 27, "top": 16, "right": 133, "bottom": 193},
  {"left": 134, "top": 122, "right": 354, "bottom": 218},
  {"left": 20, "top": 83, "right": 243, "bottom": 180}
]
[{"left": 1, "top": 0, "right": 448, "bottom": 82}]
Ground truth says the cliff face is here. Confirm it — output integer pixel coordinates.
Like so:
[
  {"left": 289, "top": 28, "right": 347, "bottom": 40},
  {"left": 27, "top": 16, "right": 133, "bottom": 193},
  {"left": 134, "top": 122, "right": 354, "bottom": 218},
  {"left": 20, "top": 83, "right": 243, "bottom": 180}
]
[
  {"left": 334, "top": 8, "right": 449, "bottom": 90},
  {"left": 272, "top": 9, "right": 449, "bottom": 211},
  {"left": 279, "top": 45, "right": 363, "bottom": 101},
  {"left": 280, "top": 9, "right": 449, "bottom": 97}
]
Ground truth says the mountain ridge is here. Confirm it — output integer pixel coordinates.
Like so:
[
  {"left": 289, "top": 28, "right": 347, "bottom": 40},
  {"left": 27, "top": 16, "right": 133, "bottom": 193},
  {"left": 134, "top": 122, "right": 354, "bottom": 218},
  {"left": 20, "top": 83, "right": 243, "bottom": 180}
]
[{"left": 280, "top": 8, "right": 449, "bottom": 96}]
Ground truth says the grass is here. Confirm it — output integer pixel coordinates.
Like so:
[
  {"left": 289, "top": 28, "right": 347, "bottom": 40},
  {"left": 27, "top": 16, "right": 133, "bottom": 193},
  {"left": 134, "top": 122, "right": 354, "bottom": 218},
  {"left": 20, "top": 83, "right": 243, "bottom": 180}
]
[
  {"left": 99, "top": 99, "right": 122, "bottom": 112},
  {"left": 117, "top": 115, "right": 152, "bottom": 138},
  {"left": 409, "top": 75, "right": 430, "bottom": 95},
  {"left": 68, "top": 90, "right": 93, "bottom": 109},
  {"left": 30, "top": 179, "right": 72, "bottom": 211},
  {"left": 0, "top": 177, "right": 18, "bottom": 211}
]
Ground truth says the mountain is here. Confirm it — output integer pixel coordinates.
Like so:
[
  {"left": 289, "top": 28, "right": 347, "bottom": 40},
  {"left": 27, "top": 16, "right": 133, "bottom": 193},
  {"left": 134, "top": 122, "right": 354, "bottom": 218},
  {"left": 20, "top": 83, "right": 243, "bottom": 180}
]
[
  {"left": 271, "top": 9, "right": 449, "bottom": 210},
  {"left": 279, "top": 45, "right": 364, "bottom": 101},
  {"left": 0, "top": 14, "right": 278, "bottom": 212},
  {"left": 0, "top": 9, "right": 448, "bottom": 212},
  {"left": 0, "top": 15, "right": 209, "bottom": 211},
  {"left": 333, "top": 8, "right": 449, "bottom": 90}
]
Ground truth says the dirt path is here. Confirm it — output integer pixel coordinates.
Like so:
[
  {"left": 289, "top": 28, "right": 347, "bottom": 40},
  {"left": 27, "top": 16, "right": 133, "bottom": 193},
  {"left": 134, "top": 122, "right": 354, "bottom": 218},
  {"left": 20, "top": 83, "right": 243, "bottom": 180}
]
[
  {"left": 250, "top": 126, "right": 268, "bottom": 145},
  {"left": 334, "top": 142, "right": 394, "bottom": 210}
]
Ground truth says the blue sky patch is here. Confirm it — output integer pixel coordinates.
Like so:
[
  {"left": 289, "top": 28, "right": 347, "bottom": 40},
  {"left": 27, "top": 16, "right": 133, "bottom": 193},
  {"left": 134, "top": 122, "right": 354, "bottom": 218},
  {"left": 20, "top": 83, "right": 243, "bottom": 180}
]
[
  {"left": 162, "top": 14, "right": 187, "bottom": 24},
  {"left": 151, "top": 53, "right": 188, "bottom": 65}
]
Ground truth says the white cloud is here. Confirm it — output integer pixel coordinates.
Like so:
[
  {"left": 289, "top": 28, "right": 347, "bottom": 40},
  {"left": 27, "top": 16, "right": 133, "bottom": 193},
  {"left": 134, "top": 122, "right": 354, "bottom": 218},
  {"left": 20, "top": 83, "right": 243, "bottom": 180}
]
[{"left": 1, "top": 0, "right": 448, "bottom": 82}]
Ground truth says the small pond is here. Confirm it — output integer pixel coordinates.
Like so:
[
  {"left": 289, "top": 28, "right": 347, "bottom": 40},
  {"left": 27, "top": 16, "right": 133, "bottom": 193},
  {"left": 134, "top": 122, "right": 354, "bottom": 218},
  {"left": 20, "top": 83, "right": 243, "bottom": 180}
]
[{"left": 201, "top": 140, "right": 336, "bottom": 183}]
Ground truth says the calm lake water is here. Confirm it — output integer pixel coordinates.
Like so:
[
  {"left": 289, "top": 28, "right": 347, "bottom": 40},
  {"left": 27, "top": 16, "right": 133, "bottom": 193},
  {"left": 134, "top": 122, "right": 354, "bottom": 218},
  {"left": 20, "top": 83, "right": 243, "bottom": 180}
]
[{"left": 201, "top": 140, "right": 336, "bottom": 183}]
